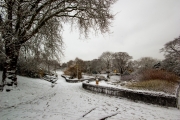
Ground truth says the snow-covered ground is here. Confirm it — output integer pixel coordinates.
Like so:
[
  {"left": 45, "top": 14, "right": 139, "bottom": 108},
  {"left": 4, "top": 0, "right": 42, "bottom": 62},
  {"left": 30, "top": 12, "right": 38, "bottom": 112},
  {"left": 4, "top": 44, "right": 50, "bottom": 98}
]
[{"left": 0, "top": 71, "right": 180, "bottom": 120}]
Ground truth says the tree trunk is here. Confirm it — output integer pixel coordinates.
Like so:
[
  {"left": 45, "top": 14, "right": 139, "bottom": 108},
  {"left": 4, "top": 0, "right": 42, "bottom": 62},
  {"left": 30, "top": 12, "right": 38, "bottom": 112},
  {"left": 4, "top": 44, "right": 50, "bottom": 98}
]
[
  {"left": 119, "top": 67, "right": 123, "bottom": 76},
  {"left": 0, "top": 43, "right": 21, "bottom": 92},
  {"left": 0, "top": 0, "right": 17, "bottom": 92}
]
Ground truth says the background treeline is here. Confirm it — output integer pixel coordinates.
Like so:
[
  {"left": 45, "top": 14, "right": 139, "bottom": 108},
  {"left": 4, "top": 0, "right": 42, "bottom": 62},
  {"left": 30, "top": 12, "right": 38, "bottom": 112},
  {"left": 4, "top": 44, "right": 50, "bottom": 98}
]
[{"left": 62, "top": 36, "right": 180, "bottom": 79}]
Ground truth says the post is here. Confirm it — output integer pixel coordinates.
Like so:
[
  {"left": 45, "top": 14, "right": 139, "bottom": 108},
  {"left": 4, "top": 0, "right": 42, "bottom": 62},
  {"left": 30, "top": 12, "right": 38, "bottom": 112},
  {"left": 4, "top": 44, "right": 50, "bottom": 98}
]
[{"left": 96, "top": 78, "right": 99, "bottom": 85}]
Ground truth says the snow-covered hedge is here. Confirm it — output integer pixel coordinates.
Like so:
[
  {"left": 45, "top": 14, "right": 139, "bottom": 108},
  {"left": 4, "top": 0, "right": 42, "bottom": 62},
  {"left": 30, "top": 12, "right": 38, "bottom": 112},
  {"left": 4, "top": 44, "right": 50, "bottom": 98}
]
[
  {"left": 61, "top": 75, "right": 94, "bottom": 83},
  {"left": 61, "top": 75, "right": 107, "bottom": 83},
  {"left": 82, "top": 81, "right": 179, "bottom": 108},
  {"left": 43, "top": 75, "right": 58, "bottom": 83}
]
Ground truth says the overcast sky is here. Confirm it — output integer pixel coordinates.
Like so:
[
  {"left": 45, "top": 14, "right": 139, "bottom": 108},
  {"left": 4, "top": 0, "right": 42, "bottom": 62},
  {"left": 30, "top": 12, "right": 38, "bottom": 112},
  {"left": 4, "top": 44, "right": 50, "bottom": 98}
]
[{"left": 61, "top": 0, "right": 180, "bottom": 63}]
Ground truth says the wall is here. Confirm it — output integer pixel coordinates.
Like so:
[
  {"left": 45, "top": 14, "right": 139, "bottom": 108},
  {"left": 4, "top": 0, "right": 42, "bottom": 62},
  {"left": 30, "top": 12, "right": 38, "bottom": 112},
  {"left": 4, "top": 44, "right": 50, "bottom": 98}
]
[
  {"left": 177, "top": 84, "right": 180, "bottom": 109},
  {"left": 82, "top": 82, "right": 178, "bottom": 107}
]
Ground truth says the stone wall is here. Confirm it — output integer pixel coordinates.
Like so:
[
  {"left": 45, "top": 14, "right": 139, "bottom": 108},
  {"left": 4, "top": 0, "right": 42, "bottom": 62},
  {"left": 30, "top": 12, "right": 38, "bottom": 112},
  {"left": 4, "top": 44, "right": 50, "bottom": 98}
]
[
  {"left": 177, "top": 83, "right": 180, "bottom": 109},
  {"left": 82, "top": 82, "right": 178, "bottom": 108}
]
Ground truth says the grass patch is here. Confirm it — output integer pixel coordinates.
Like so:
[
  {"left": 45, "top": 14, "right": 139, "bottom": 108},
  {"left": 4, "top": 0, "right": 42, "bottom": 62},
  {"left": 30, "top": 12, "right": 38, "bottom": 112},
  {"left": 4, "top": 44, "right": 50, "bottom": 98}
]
[{"left": 126, "top": 79, "right": 178, "bottom": 95}]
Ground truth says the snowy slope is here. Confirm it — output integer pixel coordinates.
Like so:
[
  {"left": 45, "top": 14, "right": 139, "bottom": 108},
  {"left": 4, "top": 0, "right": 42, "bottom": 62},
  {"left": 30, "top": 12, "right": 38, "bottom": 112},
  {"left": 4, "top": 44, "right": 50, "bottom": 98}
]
[{"left": 0, "top": 71, "right": 180, "bottom": 120}]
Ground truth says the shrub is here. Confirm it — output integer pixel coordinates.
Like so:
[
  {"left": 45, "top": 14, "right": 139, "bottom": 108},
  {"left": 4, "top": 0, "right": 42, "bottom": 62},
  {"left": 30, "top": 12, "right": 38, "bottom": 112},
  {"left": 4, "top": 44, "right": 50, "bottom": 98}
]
[
  {"left": 16, "top": 58, "right": 52, "bottom": 78},
  {"left": 64, "top": 65, "right": 82, "bottom": 79},
  {"left": 92, "top": 71, "right": 98, "bottom": 74},
  {"left": 140, "top": 69, "right": 179, "bottom": 82}
]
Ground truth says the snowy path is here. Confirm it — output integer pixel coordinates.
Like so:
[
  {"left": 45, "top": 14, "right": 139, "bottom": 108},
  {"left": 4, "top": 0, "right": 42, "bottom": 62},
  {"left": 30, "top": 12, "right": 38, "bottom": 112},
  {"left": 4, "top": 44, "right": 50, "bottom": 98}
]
[{"left": 0, "top": 71, "right": 180, "bottom": 120}]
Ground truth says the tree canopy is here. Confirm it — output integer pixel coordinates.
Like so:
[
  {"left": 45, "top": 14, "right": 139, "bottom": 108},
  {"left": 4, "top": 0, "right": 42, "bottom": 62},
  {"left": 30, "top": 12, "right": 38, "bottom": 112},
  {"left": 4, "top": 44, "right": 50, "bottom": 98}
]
[{"left": 0, "top": 0, "right": 117, "bottom": 91}]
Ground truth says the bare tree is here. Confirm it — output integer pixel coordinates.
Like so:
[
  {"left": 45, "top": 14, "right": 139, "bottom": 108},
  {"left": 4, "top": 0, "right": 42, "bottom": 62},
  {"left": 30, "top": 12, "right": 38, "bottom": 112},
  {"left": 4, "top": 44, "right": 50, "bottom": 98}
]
[
  {"left": 67, "top": 60, "right": 74, "bottom": 68},
  {"left": 61, "top": 63, "right": 67, "bottom": 69},
  {"left": 99, "top": 51, "right": 113, "bottom": 72},
  {"left": 18, "top": 18, "right": 63, "bottom": 75},
  {"left": 89, "top": 59, "right": 103, "bottom": 74},
  {"left": 161, "top": 36, "right": 180, "bottom": 75},
  {"left": 74, "top": 57, "right": 85, "bottom": 73},
  {"left": 0, "top": 0, "right": 117, "bottom": 91},
  {"left": 161, "top": 36, "right": 180, "bottom": 58},
  {"left": 134, "top": 57, "right": 159, "bottom": 73},
  {"left": 113, "top": 52, "right": 132, "bottom": 75}
]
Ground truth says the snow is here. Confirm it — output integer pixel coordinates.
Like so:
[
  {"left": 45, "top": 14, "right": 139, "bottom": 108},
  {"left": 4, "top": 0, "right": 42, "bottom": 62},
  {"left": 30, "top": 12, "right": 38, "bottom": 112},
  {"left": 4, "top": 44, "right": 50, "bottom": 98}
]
[{"left": 0, "top": 71, "right": 180, "bottom": 120}]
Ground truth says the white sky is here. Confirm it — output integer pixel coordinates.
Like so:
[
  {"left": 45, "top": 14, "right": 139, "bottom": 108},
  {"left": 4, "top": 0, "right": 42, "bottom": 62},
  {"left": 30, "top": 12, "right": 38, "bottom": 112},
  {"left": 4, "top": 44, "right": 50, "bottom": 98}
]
[{"left": 61, "top": 0, "right": 180, "bottom": 63}]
